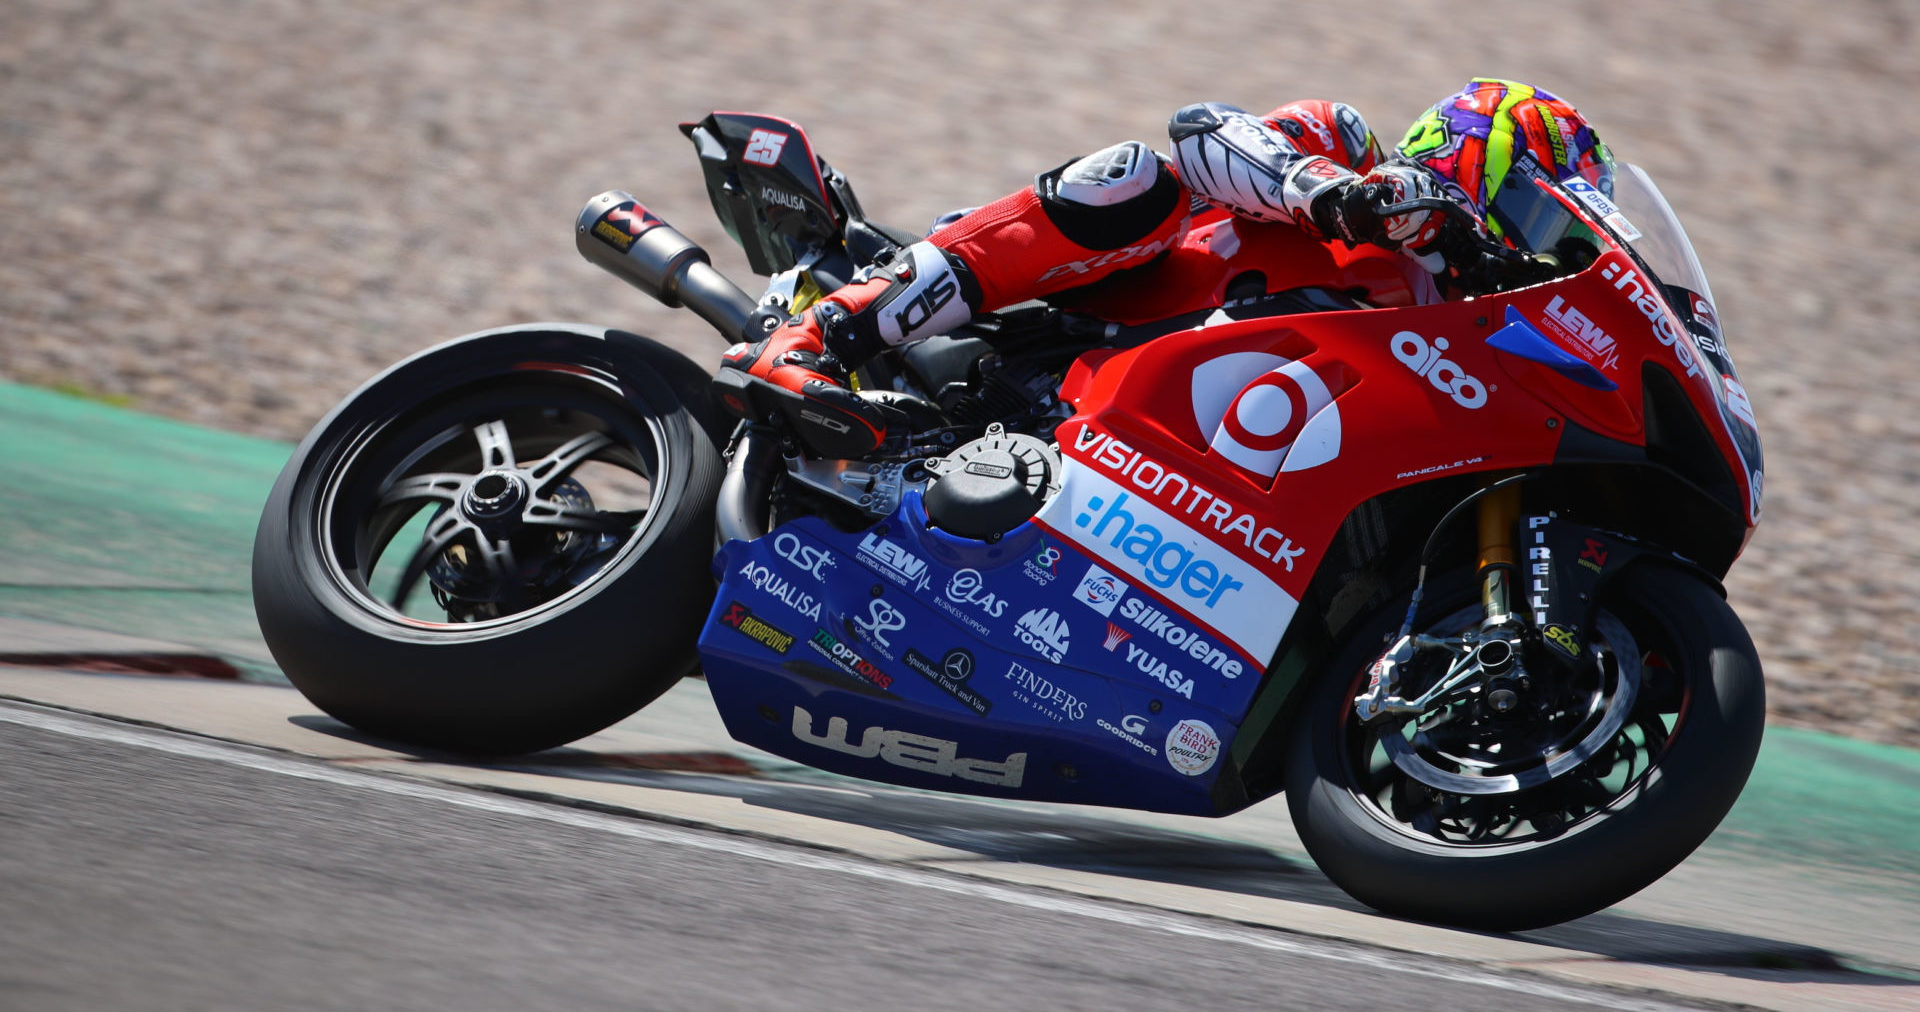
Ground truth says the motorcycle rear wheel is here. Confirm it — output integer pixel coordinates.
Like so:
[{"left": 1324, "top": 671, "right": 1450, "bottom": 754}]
[
  {"left": 1285, "top": 563, "right": 1765, "bottom": 931},
  {"left": 252, "top": 325, "right": 722, "bottom": 755}
]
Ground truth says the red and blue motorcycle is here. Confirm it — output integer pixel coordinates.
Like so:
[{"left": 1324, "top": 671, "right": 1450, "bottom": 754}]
[{"left": 253, "top": 111, "right": 1765, "bottom": 929}]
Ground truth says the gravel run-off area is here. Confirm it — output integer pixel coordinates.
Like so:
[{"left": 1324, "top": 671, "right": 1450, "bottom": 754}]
[{"left": 3, "top": 0, "right": 1917, "bottom": 745}]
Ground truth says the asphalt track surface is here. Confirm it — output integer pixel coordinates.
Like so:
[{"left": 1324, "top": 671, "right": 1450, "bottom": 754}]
[{"left": 0, "top": 705, "right": 1688, "bottom": 1012}]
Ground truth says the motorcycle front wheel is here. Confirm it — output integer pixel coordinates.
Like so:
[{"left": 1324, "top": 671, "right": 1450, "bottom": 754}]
[
  {"left": 1285, "top": 563, "right": 1765, "bottom": 931},
  {"left": 252, "top": 324, "right": 723, "bottom": 755}
]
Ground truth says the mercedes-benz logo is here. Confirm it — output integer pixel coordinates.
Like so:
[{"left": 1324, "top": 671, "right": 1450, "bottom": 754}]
[{"left": 941, "top": 649, "right": 974, "bottom": 681}]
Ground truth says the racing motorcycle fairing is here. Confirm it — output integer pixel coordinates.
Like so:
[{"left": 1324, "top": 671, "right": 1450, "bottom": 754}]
[{"left": 682, "top": 111, "right": 844, "bottom": 275}]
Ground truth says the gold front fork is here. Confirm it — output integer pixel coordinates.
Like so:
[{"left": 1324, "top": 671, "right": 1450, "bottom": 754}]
[{"left": 1477, "top": 481, "right": 1522, "bottom": 626}]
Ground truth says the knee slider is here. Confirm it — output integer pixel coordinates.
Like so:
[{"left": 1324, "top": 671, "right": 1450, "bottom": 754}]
[{"left": 1036, "top": 140, "right": 1184, "bottom": 251}]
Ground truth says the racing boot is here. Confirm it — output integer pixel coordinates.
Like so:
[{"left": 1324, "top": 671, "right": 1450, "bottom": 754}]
[{"left": 716, "top": 240, "right": 978, "bottom": 458}]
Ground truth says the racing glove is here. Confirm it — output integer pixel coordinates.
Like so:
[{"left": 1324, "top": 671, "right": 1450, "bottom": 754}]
[{"left": 1314, "top": 163, "right": 1450, "bottom": 274}]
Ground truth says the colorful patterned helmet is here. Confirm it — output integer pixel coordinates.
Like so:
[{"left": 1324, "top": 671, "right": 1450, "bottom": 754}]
[{"left": 1395, "top": 79, "right": 1615, "bottom": 215}]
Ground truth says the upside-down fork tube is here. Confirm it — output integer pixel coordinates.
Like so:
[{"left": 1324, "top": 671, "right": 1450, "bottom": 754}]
[{"left": 1477, "top": 481, "right": 1522, "bottom": 627}]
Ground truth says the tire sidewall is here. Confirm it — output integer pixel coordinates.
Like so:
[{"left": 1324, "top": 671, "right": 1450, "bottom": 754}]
[
  {"left": 1285, "top": 562, "right": 1766, "bottom": 930},
  {"left": 251, "top": 324, "right": 723, "bottom": 754}
]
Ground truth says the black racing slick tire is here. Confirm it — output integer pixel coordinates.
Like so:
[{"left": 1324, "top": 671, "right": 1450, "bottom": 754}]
[
  {"left": 251, "top": 324, "right": 723, "bottom": 755},
  {"left": 1285, "top": 563, "right": 1766, "bottom": 931}
]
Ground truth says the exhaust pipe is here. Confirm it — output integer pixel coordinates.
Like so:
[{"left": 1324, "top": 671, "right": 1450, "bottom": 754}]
[{"left": 575, "top": 190, "right": 763, "bottom": 344}]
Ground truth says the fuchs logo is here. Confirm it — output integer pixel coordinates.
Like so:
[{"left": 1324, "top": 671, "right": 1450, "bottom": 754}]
[
  {"left": 1014, "top": 607, "right": 1071, "bottom": 663},
  {"left": 772, "top": 531, "right": 835, "bottom": 582},
  {"left": 943, "top": 568, "right": 1007, "bottom": 619},
  {"left": 736, "top": 561, "right": 822, "bottom": 621},
  {"left": 1073, "top": 563, "right": 1125, "bottom": 616},
  {"left": 1103, "top": 622, "right": 1132, "bottom": 651},
  {"left": 1002, "top": 661, "right": 1088, "bottom": 722},
  {"left": 1540, "top": 296, "right": 1620, "bottom": 370},
  {"left": 791, "top": 706, "right": 1024, "bottom": 786},
  {"left": 1599, "top": 259, "right": 1702, "bottom": 379},
  {"left": 1391, "top": 331, "right": 1488, "bottom": 409},
  {"left": 1192, "top": 353, "right": 1342, "bottom": 478},
  {"left": 856, "top": 532, "right": 931, "bottom": 591},
  {"left": 1117, "top": 597, "right": 1243, "bottom": 679}
]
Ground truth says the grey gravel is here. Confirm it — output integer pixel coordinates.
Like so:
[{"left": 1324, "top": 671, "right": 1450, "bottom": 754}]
[{"left": 3, "top": 0, "right": 1916, "bottom": 745}]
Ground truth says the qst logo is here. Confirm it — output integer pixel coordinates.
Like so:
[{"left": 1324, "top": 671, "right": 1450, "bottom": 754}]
[
  {"left": 773, "top": 532, "right": 835, "bottom": 582},
  {"left": 1014, "top": 607, "right": 1071, "bottom": 663},
  {"left": 1391, "top": 331, "right": 1488, "bottom": 409},
  {"left": 1073, "top": 563, "right": 1125, "bottom": 616}
]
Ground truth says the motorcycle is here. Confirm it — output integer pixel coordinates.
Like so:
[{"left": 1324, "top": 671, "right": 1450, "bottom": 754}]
[{"left": 252, "top": 111, "right": 1766, "bottom": 930}]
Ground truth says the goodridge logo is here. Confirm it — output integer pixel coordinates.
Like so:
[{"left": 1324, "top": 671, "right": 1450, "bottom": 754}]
[{"left": 1391, "top": 331, "right": 1488, "bottom": 409}]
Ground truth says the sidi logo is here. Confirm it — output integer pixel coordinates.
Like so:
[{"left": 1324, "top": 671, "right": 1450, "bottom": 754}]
[
  {"left": 1391, "top": 331, "right": 1488, "bottom": 409},
  {"left": 791, "top": 707, "right": 1025, "bottom": 787}
]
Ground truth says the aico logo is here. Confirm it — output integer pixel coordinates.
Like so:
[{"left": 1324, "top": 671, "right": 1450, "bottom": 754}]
[
  {"left": 791, "top": 706, "right": 1025, "bottom": 787},
  {"left": 1541, "top": 296, "right": 1620, "bottom": 370},
  {"left": 1073, "top": 563, "right": 1126, "bottom": 616},
  {"left": 1072, "top": 493, "right": 1246, "bottom": 607},
  {"left": 1391, "top": 331, "right": 1488, "bottom": 409},
  {"left": 943, "top": 568, "right": 1007, "bottom": 619},
  {"left": 1014, "top": 607, "right": 1071, "bottom": 663},
  {"left": 856, "top": 532, "right": 931, "bottom": 591},
  {"left": 1599, "top": 259, "right": 1703, "bottom": 379},
  {"left": 1118, "top": 597, "right": 1243, "bottom": 679}
]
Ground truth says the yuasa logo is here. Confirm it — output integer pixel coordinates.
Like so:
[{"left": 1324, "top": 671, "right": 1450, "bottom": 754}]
[
  {"left": 1014, "top": 608, "right": 1071, "bottom": 663},
  {"left": 791, "top": 707, "right": 1025, "bottom": 787},
  {"left": 1541, "top": 296, "right": 1620, "bottom": 370},
  {"left": 773, "top": 532, "right": 835, "bottom": 582},
  {"left": 1392, "top": 332, "right": 1488, "bottom": 409},
  {"left": 1117, "top": 597, "right": 1243, "bottom": 680},
  {"left": 1123, "top": 642, "right": 1196, "bottom": 698},
  {"left": 943, "top": 568, "right": 1007, "bottom": 619},
  {"left": 1073, "top": 563, "right": 1126, "bottom": 616},
  {"left": 857, "top": 532, "right": 931, "bottom": 591}
]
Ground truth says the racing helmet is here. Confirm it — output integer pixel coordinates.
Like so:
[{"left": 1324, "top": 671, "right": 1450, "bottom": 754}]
[{"left": 1395, "top": 79, "right": 1615, "bottom": 216}]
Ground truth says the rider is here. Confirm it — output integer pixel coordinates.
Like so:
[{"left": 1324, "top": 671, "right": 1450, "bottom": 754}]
[{"left": 720, "top": 79, "right": 1616, "bottom": 456}]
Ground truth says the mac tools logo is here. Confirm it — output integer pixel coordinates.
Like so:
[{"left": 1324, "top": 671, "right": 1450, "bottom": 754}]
[{"left": 1190, "top": 352, "right": 1342, "bottom": 478}]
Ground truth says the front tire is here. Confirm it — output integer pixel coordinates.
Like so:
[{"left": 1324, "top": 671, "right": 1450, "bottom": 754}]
[
  {"left": 1286, "top": 563, "right": 1765, "bottom": 931},
  {"left": 252, "top": 325, "right": 723, "bottom": 755}
]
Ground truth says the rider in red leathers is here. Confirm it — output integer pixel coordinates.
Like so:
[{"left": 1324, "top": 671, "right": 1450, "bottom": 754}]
[{"left": 721, "top": 79, "right": 1616, "bottom": 456}]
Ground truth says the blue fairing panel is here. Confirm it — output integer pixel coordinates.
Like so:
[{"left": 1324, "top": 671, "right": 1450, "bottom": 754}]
[{"left": 695, "top": 491, "right": 1264, "bottom": 815}]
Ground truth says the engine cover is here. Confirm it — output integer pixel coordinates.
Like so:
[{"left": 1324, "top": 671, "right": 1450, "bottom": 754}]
[{"left": 921, "top": 424, "right": 1062, "bottom": 540}]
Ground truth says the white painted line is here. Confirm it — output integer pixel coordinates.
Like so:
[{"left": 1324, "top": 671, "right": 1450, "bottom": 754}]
[{"left": 2, "top": 702, "right": 1687, "bottom": 1010}]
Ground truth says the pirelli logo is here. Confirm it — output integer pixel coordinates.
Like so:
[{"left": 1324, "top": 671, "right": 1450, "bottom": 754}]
[{"left": 719, "top": 600, "right": 795, "bottom": 655}]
